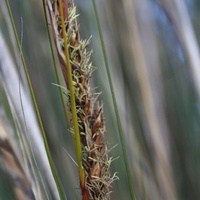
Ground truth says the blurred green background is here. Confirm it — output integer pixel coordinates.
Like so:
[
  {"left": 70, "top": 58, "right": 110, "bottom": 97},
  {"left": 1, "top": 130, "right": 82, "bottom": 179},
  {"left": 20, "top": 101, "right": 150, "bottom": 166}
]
[{"left": 1, "top": 0, "right": 200, "bottom": 199}]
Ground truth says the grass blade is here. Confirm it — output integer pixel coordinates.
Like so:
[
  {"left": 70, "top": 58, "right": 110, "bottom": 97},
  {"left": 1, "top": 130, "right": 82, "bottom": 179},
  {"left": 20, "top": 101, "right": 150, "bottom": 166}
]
[
  {"left": 91, "top": 1, "right": 136, "bottom": 199},
  {"left": 4, "top": 1, "right": 66, "bottom": 199}
]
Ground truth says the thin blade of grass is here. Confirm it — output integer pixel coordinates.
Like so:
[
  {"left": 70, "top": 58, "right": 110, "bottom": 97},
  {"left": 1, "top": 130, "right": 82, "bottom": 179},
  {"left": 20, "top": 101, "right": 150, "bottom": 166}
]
[
  {"left": 91, "top": 1, "right": 136, "bottom": 199},
  {"left": 4, "top": 1, "right": 66, "bottom": 199},
  {"left": 42, "top": 0, "right": 70, "bottom": 126},
  {"left": 57, "top": 1, "right": 88, "bottom": 199}
]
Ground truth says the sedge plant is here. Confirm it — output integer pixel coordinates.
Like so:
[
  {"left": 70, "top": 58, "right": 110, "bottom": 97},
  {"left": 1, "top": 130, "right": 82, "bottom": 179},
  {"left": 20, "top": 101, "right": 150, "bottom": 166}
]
[{"left": 46, "top": 0, "right": 118, "bottom": 199}]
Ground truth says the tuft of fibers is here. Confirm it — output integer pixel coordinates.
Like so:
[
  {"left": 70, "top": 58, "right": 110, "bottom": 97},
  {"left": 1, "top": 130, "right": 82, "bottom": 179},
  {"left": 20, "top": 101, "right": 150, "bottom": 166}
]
[{"left": 47, "top": 0, "right": 118, "bottom": 199}]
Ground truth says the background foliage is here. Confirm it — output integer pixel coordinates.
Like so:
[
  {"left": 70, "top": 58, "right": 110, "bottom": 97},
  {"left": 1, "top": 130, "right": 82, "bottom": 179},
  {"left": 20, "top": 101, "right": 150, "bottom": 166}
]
[{"left": 0, "top": 0, "right": 200, "bottom": 199}]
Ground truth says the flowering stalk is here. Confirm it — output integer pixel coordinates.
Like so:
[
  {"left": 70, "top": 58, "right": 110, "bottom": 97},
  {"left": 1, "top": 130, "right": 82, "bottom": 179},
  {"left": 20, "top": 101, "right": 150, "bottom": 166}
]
[{"left": 46, "top": 0, "right": 117, "bottom": 199}]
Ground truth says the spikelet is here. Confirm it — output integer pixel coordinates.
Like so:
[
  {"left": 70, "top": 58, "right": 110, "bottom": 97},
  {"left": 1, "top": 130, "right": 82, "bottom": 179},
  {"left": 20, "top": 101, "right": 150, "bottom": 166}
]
[{"left": 47, "top": 0, "right": 118, "bottom": 199}]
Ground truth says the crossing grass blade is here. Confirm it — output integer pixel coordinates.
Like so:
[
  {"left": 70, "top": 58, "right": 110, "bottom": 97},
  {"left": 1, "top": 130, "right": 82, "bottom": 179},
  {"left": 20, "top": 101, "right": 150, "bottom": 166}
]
[{"left": 4, "top": 1, "right": 66, "bottom": 199}]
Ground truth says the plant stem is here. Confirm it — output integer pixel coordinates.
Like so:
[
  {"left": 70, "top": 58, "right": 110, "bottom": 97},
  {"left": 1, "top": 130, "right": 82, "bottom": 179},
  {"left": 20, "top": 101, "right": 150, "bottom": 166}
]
[
  {"left": 58, "top": 0, "right": 88, "bottom": 199},
  {"left": 92, "top": 1, "right": 136, "bottom": 199}
]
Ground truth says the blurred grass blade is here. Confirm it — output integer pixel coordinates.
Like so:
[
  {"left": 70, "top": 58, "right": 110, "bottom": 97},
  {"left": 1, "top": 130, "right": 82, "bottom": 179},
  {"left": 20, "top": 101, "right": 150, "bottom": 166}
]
[
  {"left": 158, "top": 0, "right": 200, "bottom": 99},
  {"left": 4, "top": 0, "right": 66, "bottom": 199},
  {"left": 0, "top": 29, "right": 58, "bottom": 199},
  {"left": 0, "top": 116, "right": 35, "bottom": 200},
  {"left": 122, "top": 0, "right": 176, "bottom": 199},
  {"left": 92, "top": 1, "right": 136, "bottom": 199},
  {"left": 42, "top": 0, "right": 69, "bottom": 126}
]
